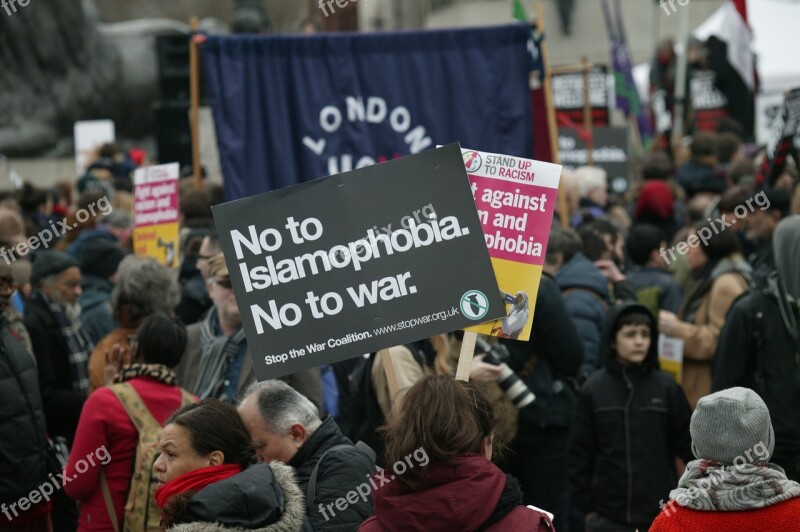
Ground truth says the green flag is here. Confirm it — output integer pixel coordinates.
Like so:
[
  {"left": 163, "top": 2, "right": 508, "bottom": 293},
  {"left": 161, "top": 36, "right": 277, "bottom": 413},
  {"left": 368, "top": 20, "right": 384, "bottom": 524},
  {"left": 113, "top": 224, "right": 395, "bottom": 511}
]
[{"left": 513, "top": 0, "right": 528, "bottom": 22}]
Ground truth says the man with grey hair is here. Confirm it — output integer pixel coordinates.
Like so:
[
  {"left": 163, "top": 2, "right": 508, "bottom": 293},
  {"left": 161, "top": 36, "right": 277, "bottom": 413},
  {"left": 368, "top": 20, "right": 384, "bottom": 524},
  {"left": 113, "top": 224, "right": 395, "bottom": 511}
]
[
  {"left": 178, "top": 253, "right": 323, "bottom": 407},
  {"left": 239, "top": 380, "right": 376, "bottom": 531},
  {"left": 24, "top": 251, "right": 93, "bottom": 445}
]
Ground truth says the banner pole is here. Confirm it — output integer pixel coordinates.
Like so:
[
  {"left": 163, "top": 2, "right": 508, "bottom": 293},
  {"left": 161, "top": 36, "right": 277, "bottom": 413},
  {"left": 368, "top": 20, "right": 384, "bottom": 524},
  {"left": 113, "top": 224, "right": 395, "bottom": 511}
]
[
  {"left": 534, "top": 0, "right": 568, "bottom": 229},
  {"left": 380, "top": 348, "right": 400, "bottom": 405},
  {"left": 629, "top": 113, "right": 644, "bottom": 157},
  {"left": 671, "top": 1, "right": 691, "bottom": 148},
  {"left": 455, "top": 331, "right": 478, "bottom": 381},
  {"left": 190, "top": 16, "right": 203, "bottom": 191},
  {"left": 582, "top": 56, "right": 595, "bottom": 166}
]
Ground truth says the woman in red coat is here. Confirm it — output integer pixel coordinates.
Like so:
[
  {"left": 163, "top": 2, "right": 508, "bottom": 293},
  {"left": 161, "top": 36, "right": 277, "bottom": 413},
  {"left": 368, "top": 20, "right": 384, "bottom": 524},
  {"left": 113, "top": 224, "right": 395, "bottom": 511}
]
[
  {"left": 359, "top": 375, "right": 554, "bottom": 532},
  {"left": 651, "top": 388, "right": 800, "bottom": 531},
  {"left": 63, "top": 314, "right": 195, "bottom": 531}
]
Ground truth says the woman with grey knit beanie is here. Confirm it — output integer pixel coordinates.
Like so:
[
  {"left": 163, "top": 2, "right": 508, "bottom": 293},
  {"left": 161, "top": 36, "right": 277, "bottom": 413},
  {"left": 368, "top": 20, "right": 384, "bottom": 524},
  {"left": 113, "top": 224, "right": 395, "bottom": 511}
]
[{"left": 650, "top": 387, "right": 800, "bottom": 530}]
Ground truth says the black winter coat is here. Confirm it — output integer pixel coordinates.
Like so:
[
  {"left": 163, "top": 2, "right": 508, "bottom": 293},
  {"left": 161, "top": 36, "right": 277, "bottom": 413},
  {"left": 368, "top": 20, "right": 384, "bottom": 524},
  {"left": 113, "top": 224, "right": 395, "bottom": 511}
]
[
  {"left": 289, "top": 416, "right": 376, "bottom": 531},
  {"left": 713, "top": 271, "right": 800, "bottom": 456},
  {"left": 23, "top": 291, "right": 87, "bottom": 444},
  {"left": 569, "top": 303, "right": 693, "bottom": 528},
  {"left": 0, "top": 314, "right": 50, "bottom": 507},
  {"left": 502, "top": 274, "right": 584, "bottom": 428},
  {"left": 172, "top": 462, "right": 313, "bottom": 531}
]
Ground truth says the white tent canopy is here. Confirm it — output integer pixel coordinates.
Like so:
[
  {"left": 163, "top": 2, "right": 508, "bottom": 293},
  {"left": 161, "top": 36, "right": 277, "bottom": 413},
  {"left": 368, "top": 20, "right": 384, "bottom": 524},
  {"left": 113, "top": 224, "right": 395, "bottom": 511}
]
[{"left": 747, "top": 0, "right": 800, "bottom": 93}]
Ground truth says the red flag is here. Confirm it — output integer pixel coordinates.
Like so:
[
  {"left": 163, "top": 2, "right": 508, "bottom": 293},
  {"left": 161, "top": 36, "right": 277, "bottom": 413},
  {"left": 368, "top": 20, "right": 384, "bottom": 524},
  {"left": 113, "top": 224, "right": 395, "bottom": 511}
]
[
  {"left": 532, "top": 88, "right": 552, "bottom": 163},
  {"left": 732, "top": 0, "right": 747, "bottom": 22}
]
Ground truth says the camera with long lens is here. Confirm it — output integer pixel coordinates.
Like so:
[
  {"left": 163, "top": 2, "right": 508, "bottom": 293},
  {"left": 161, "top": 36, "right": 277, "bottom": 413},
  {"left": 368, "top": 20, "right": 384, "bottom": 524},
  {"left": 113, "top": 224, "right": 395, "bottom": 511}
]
[{"left": 475, "top": 337, "right": 535, "bottom": 409}]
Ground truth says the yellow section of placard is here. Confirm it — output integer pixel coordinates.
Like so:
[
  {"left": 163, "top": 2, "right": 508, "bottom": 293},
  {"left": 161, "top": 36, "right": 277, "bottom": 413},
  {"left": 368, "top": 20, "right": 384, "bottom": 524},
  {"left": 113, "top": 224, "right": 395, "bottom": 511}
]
[
  {"left": 659, "top": 358, "right": 683, "bottom": 385},
  {"left": 133, "top": 222, "right": 180, "bottom": 269},
  {"left": 466, "top": 260, "right": 543, "bottom": 341}
]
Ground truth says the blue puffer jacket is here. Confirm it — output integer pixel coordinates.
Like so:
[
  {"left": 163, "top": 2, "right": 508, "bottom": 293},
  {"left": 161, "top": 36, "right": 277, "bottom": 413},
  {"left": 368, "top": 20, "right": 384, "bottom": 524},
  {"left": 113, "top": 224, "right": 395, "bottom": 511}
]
[{"left": 555, "top": 252, "right": 610, "bottom": 378}]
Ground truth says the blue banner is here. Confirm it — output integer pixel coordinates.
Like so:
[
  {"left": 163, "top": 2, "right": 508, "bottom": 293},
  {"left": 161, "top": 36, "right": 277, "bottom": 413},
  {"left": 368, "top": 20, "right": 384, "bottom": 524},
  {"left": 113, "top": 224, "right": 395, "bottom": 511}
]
[{"left": 203, "top": 24, "right": 533, "bottom": 200}]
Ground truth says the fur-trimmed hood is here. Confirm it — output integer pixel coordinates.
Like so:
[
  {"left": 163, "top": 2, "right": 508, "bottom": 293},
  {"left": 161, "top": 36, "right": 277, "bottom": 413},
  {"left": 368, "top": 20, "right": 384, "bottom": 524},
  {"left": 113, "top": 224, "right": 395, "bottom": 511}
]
[{"left": 168, "top": 462, "right": 309, "bottom": 532}]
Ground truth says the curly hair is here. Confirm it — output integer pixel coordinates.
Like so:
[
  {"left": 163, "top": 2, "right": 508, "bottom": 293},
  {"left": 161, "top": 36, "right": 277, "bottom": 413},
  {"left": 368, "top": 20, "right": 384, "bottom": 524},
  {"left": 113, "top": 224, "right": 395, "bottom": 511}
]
[{"left": 110, "top": 255, "right": 181, "bottom": 326}]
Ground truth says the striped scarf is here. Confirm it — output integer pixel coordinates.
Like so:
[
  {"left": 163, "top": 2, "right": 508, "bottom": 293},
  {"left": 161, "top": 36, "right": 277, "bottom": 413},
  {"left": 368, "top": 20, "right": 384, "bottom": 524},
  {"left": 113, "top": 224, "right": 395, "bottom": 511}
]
[
  {"left": 46, "top": 296, "right": 93, "bottom": 393},
  {"left": 193, "top": 308, "right": 247, "bottom": 401},
  {"left": 670, "top": 459, "right": 800, "bottom": 511}
]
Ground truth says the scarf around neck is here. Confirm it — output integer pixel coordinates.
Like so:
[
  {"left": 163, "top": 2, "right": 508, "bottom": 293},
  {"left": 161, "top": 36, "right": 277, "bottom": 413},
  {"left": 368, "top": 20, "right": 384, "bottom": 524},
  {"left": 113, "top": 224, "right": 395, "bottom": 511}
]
[
  {"left": 44, "top": 293, "right": 93, "bottom": 393},
  {"left": 670, "top": 459, "right": 800, "bottom": 511},
  {"left": 193, "top": 308, "right": 247, "bottom": 400},
  {"left": 116, "top": 363, "right": 177, "bottom": 386},
  {"left": 154, "top": 463, "right": 243, "bottom": 512}
]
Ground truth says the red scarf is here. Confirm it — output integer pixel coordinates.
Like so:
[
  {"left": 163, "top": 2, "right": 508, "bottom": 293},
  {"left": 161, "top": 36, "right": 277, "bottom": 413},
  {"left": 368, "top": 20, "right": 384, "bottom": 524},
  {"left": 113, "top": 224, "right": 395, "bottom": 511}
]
[{"left": 155, "top": 464, "right": 243, "bottom": 510}]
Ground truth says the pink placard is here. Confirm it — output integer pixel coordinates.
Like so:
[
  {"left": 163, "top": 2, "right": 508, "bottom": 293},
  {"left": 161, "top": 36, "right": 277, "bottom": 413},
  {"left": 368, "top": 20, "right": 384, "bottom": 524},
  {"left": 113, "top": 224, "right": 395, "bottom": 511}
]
[
  {"left": 470, "top": 174, "right": 558, "bottom": 266},
  {"left": 134, "top": 179, "right": 179, "bottom": 228}
]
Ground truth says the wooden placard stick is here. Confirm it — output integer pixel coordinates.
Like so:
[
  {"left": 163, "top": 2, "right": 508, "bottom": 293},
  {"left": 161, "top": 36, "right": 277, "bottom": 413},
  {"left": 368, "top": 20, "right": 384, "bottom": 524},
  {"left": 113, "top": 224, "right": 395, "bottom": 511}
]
[{"left": 455, "top": 331, "right": 478, "bottom": 382}]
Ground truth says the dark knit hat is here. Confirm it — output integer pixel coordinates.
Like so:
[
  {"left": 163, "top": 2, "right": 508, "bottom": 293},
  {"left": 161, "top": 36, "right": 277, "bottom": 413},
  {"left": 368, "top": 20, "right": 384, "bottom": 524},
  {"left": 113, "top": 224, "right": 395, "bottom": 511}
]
[
  {"left": 80, "top": 239, "right": 126, "bottom": 280},
  {"left": 691, "top": 387, "right": 775, "bottom": 464},
  {"left": 30, "top": 251, "right": 79, "bottom": 285}
]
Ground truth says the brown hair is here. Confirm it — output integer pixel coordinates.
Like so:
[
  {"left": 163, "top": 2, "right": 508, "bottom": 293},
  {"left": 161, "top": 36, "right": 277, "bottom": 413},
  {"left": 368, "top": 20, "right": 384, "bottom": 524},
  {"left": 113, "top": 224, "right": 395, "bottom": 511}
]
[
  {"left": 642, "top": 151, "right": 673, "bottom": 181},
  {"left": 692, "top": 218, "right": 741, "bottom": 262},
  {"left": 165, "top": 398, "right": 256, "bottom": 469},
  {"left": 382, "top": 375, "right": 496, "bottom": 490}
]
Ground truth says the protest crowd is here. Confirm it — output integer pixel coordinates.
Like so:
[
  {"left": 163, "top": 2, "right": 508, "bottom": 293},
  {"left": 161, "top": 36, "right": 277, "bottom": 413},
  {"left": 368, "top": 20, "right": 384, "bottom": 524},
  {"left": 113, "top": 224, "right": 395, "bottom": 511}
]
[{"left": 2, "top": 1, "right": 800, "bottom": 532}]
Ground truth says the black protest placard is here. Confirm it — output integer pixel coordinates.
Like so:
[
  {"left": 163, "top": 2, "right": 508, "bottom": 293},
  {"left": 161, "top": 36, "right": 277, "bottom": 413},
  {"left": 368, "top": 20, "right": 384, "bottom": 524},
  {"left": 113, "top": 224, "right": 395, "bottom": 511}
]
[
  {"left": 552, "top": 65, "right": 610, "bottom": 127},
  {"left": 756, "top": 87, "right": 800, "bottom": 187},
  {"left": 690, "top": 70, "right": 729, "bottom": 133},
  {"left": 558, "top": 126, "right": 629, "bottom": 182},
  {"left": 212, "top": 144, "right": 504, "bottom": 380}
]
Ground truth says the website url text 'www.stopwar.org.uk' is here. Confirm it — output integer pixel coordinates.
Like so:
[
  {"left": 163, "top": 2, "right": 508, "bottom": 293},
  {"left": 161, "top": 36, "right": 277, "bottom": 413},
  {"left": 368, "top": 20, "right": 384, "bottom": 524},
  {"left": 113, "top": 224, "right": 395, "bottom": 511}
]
[
  {"left": 265, "top": 306, "right": 460, "bottom": 365},
  {"left": 371, "top": 306, "right": 460, "bottom": 335}
]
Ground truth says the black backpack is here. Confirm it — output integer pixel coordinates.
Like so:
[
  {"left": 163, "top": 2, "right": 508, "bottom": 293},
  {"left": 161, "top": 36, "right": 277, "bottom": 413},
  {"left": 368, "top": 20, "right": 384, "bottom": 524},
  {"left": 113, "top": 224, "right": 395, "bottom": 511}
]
[{"left": 338, "top": 341, "right": 430, "bottom": 465}]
